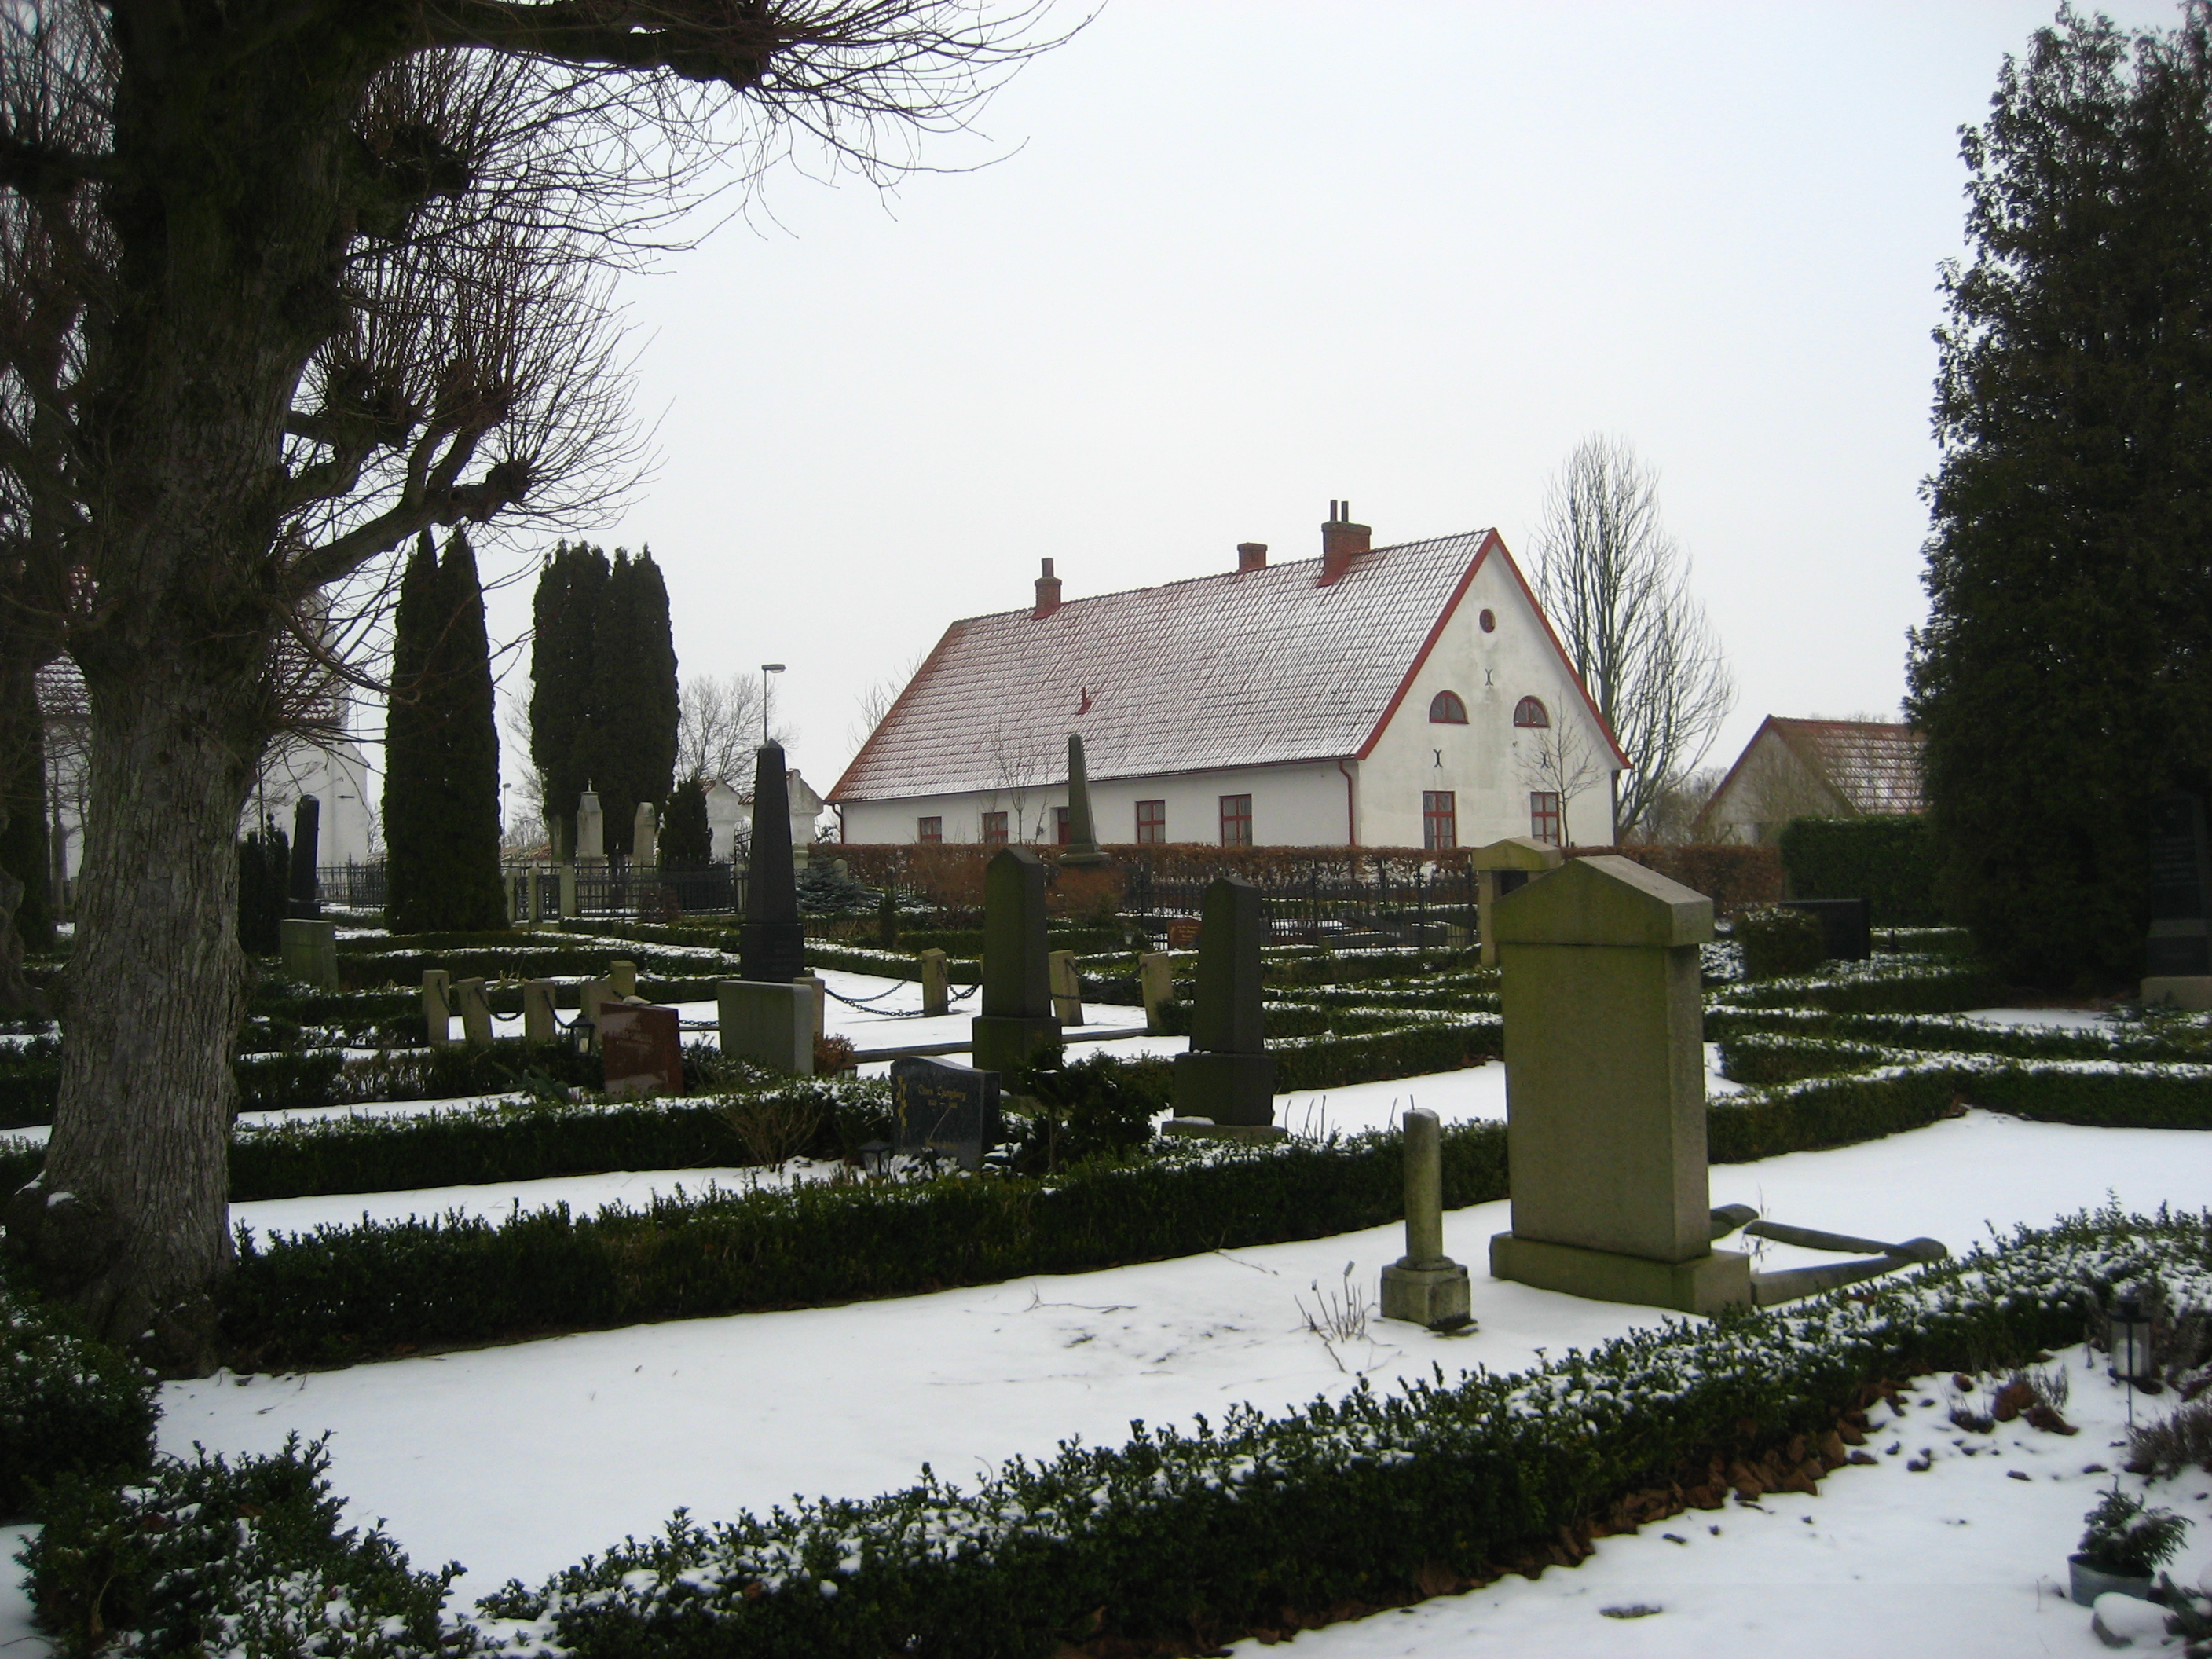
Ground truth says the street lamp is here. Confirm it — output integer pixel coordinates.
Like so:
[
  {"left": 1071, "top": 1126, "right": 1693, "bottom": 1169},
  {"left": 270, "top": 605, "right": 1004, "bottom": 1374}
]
[{"left": 760, "top": 663, "right": 786, "bottom": 745}]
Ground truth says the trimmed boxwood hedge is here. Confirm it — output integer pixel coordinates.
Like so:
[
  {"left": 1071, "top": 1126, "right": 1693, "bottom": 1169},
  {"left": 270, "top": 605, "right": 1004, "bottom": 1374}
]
[
  {"left": 1708, "top": 954, "right": 2004, "bottom": 1014},
  {"left": 1778, "top": 815, "right": 1942, "bottom": 926},
  {"left": 49, "top": 1209, "right": 2201, "bottom": 1657},
  {"left": 0, "top": 1267, "right": 159, "bottom": 1519},
  {"left": 1704, "top": 1004, "right": 2210, "bottom": 1064}
]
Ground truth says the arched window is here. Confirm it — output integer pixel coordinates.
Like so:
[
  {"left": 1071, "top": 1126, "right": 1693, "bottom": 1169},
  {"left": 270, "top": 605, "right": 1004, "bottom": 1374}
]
[
  {"left": 1428, "top": 690, "right": 1468, "bottom": 724},
  {"left": 1513, "top": 696, "right": 1550, "bottom": 729}
]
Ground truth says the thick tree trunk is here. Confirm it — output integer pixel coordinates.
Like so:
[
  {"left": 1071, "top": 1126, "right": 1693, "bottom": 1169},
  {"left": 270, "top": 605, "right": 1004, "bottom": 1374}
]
[{"left": 6, "top": 667, "right": 251, "bottom": 1371}]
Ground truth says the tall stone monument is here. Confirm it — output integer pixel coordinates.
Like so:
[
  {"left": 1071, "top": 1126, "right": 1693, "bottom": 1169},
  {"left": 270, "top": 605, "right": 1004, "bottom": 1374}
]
[
  {"left": 1487, "top": 855, "right": 1750, "bottom": 1314},
  {"left": 1470, "top": 836, "right": 1563, "bottom": 968},
  {"left": 971, "top": 845, "right": 1061, "bottom": 1075},
  {"left": 632, "top": 801, "right": 658, "bottom": 869},
  {"left": 287, "top": 795, "right": 321, "bottom": 918},
  {"left": 2144, "top": 792, "right": 2212, "bottom": 1012},
  {"left": 738, "top": 742, "right": 805, "bottom": 984},
  {"left": 1060, "top": 734, "right": 1111, "bottom": 869},
  {"left": 1170, "top": 877, "right": 1276, "bottom": 1128},
  {"left": 576, "top": 785, "right": 606, "bottom": 864}
]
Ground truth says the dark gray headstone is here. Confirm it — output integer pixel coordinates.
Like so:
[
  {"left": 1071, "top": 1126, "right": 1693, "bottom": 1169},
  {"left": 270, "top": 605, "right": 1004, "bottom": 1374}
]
[
  {"left": 2148, "top": 793, "right": 2211, "bottom": 976},
  {"left": 1779, "top": 897, "right": 1871, "bottom": 962},
  {"left": 1173, "top": 876, "right": 1276, "bottom": 1126},
  {"left": 972, "top": 845, "right": 1060, "bottom": 1074},
  {"left": 287, "top": 796, "right": 321, "bottom": 919},
  {"left": 891, "top": 1055, "right": 1002, "bottom": 1171},
  {"left": 739, "top": 742, "right": 805, "bottom": 983}
]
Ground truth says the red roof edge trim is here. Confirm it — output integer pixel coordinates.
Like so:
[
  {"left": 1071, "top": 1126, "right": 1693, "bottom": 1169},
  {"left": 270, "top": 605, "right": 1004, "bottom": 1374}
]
[
  {"left": 826, "top": 622, "right": 964, "bottom": 804},
  {"left": 1354, "top": 535, "right": 1491, "bottom": 761}
]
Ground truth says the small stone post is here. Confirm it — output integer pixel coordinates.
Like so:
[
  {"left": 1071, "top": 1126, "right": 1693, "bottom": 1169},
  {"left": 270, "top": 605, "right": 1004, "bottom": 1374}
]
[
  {"left": 1469, "top": 837, "right": 1563, "bottom": 968},
  {"left": 738, "top": 742, "right": 805, "bottom": 983},
  {"left": 971, "top": 846, "right": 1061, "bottom": 1075},
  {"left": 1380, "top": 1108, "right": 1470, "bottom": 1327},
  {"left": 577, "top": 977, "right": 617, "bottom": 1051},
  {"left": 522, "top": 979, "right": 558, "bottom": 1044},
  {"left": 919, "top": 948, "right": 950, "bottom": 1017},
  {"left": 1047, "top": 949, "right": 1086, "bottom": 1026},
  {"left": 1138, "top": 951, "right": 1174, "bottom": 1034},
  {"left": 609, "top": 959, "right": 638, "bottom": 999},
  {"left": 1059, "top": 734, "right": 1110, "bottom": 869},
  {"left": 1170, "top": 877, "right": 1276, "bottom": 1129},
  {"left": 422, "top": 969, "right": 452, "bottom": 1048},
  {"left": 795, "top": 972, "right": 827, "bottom": 1039},
  {"left": 452, "top": 977, "right": 494, "bottom": 1046},
  {"left": 1488, "top": 855, "right": 1749, "bottom": 1314}
]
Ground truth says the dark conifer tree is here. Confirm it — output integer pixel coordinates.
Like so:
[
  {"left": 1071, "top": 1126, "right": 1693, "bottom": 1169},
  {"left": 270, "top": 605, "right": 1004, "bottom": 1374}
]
[
  {"left": 1907, "top": 7, "right": 2212, "bottom": 985},
  {"left": 382, "top": 533, "right": 440, "bottom": 931},
  {"left": 384, "top": 532, "right": 506, "bottom": 932},
  {"left": 529, "top": 543, "right": 609, "bottom": 856},
  {"left": 661, "top": 776, "right": 712, "bottom": 866},
  {"left": 0, "top": 668, "right": 52, "bottom": 951}
]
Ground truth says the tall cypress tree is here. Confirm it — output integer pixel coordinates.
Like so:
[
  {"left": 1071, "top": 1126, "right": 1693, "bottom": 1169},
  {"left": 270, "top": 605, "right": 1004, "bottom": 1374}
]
[
  {"left": 382, "top": 533, "right": 440, "bottom": 930},
  {"left": 529, "top": 542, "right": 609, "bottom": 856},
  {"left": 586, "top": 548, "right": 642, "bottom": 855},
  {"left": 1906, "top": 8, "right": 2212, "bottom": 986},
  {"left": 384, "top": 531, "right": 506, "bottom": 932},
  {"left": 661, "top": 776, "right": 712, "bottom": 866}
]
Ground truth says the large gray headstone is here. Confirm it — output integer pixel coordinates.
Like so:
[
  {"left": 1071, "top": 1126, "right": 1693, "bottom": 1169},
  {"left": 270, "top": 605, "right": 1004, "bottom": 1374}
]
[
  {"left": 1170, "top": 876, "right": 1275, "bottom": 1126},
  {"left": 717, "top": 980, "right": 814, "bottom": 1073},
  {"left": 971, "top": 845, "right": 1060, "bottom": 1075},
  {"left": 287, "top": 796, "right": 321, "bottom": 919}
]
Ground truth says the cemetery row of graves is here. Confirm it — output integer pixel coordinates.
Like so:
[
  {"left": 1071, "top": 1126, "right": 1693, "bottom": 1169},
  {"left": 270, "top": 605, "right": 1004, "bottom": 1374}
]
[{"left": 6, "top": 845, "right": 2212, "bottom": 1654}]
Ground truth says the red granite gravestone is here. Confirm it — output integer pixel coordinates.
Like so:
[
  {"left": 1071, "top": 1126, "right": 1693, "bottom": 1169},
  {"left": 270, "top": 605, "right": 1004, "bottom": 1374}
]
[{"left": 597, "top": 1002, "right": 684, "bottom": 1098}]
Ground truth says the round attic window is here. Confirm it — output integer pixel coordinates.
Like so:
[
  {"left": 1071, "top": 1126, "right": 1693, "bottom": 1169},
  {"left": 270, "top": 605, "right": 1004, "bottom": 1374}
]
[{"left": 1478, "top": 609, "right": 1496, "bottom": 633}]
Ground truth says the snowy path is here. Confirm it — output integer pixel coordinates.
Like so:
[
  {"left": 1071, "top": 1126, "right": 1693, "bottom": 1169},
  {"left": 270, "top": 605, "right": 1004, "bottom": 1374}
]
[{"left": 148, "top": 1108, "right": 2212, "bottom": 1632}]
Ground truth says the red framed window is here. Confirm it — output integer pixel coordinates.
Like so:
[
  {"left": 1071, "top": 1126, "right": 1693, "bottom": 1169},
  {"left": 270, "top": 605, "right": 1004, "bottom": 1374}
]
[
  {"left": 1514, "top": 696, "right": 1550, "bottom": 728},
  {"left": 917, "top": 816, "right": 942, "bottom": 844},
  {"left": 1423, "top": 790, "right": 1457, "bottom": 851},
  {"left": 981, "top": 811, "right": 1009, "bottom": 845},
  {"left": 1219, "top": 794, "right": 1253, "bottom": 846},
  {"left": 1053, "top": 805, "right": 1071, "bottom": 845},
  {"left": 1135, "top": 800, "right": 1166, "bottom": 844},
  {"left": 1529, "top": 791, "right": 1562, "bottom": 845},
  {"left": 1428, "top": 690, "right": 1467, "bottom": 723}
]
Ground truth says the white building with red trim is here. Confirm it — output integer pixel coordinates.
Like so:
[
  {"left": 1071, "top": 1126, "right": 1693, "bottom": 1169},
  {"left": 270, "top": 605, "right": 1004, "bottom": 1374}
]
[{"left": 829, "top": 507, "right": 1625, "bottom": 851}]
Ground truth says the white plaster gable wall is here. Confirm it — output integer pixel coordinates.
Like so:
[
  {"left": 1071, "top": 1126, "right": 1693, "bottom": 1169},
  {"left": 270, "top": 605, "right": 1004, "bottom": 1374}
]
[
  {"left": 837, "top": 760, "right": 1350, "bottom": 848},
  {"left": 1356, "top": 547, "right": 1617, "bottom": 848},
  {"left": 704, "top": 773, "right": 830, "bottom": 859},
  {"left": 1702, "top": 731, "right": 1846, "bottom": 845}
]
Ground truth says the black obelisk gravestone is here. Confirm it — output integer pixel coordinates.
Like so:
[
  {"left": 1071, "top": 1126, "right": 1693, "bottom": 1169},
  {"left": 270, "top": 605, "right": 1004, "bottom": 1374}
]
[
  {"left": 1060, "top": 734, "right": 1110, "bottom": 870},
  {"left": 1171, "top": 876, "right": 1276, "bottom": 1126},
  {"left": 2146, "top": 792, "right": 2212, "bottom": 987},
  {"left": 738, "top": 742, "right": 805, "bottom": 983},
  {"left": 287, "top": 795, "right": 321, "bottom": 919}
]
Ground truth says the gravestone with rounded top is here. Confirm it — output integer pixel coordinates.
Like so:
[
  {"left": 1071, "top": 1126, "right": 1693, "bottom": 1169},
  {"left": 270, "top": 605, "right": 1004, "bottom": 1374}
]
[
  {"left": 971, "top": 846, "right": 1060, "bottom": 1075},
  {"left": 1488, "top": 854, "right": 1750, "bottom": 1314}
]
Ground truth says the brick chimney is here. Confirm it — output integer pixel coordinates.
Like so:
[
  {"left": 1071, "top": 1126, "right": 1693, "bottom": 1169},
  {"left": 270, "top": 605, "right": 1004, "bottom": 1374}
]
[
  {"left": 1033, "top": 557, "right": 1061, "bottom": 618},
  {"left": 1236, "top": 541, "right": 1268, "bottom": 573},
  {"left": 1319, "top": 500, "right": 1370, "bottom": 585}
]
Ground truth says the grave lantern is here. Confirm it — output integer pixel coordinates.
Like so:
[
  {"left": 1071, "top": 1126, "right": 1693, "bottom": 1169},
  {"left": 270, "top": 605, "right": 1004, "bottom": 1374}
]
[
  {"left": 859, "top": 1140, "right": 892, "bottom": 1176},
  {"left": 569, "top": 1013, "right": 595, "bottom": 1057},
  {"left": 2111, "top": 1291, "right": 2155, "bottom": 1383}
]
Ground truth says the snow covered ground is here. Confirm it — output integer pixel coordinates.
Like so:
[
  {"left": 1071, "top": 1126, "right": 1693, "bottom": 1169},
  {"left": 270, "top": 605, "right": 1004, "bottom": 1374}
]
[{"left": 80, "top": 1108, "right": 2210, "bottom": 1658}]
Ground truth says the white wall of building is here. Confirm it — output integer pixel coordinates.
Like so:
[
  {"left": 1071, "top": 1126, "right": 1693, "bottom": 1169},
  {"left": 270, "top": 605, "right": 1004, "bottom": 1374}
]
[{"left": 1356, "top": 549, "right": 1617, "bottom": 849}]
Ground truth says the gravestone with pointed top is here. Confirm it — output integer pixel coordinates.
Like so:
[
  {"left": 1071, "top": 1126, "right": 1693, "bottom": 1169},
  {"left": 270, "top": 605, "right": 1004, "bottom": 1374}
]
[
  {"left": 1487, "top": 855, "right": 1750, "bottom": 1314},
  {"left": 577, "top": 786, "right": 606, "bottom": 863},
  {"left": 1470, "top": 837, "right": 1563, "bottom": 967},
  {"left": 1170, "top": 877, "right": 1276, "bottom": 1127},
  {"left": 1059, "top": 734, "right": 1110, "bottom": 869},
  {"left": 738, "top": 742, "right": 805, "bottom": 983},
  {"left": 971, "top": 846, "right": 1061, "bottom": 1075}
]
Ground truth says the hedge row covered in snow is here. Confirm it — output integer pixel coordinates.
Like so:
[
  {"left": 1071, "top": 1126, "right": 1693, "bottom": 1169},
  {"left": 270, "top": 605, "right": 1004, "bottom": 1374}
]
[
  {"left": 1704, "top": 1004, "right": 2210, "bottom": 1064},
  {"left": 32, "top": 1209, "right": 2207, "bottom": 1657},
  {"left": 0, "top": 1267, "right": 158, "bottom": 1518}
]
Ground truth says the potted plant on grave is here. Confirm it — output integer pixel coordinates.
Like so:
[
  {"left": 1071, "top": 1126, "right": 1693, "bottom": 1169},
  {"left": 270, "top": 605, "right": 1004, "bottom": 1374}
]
[{"left": 2071, "top": 1489, "right": 2191, "bottom": 1606}]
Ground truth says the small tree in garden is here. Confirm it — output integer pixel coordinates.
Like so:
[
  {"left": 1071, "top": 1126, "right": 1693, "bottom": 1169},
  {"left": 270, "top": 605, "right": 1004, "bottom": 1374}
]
[{"left": 661, "top": 778, "right": 713, "bottom": 867}]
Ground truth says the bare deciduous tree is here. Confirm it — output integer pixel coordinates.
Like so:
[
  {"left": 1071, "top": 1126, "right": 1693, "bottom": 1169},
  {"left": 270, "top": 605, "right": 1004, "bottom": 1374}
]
[
  {"left": 1531, "top": 435, "right": 1735, "bottom": 841},
  {"left": 0, "top": 0, "right": 1068, "bottom": 1370},
  {"left": 1514, "top": 716, "right": 1606, "bottom": 847},
  {"left": 678, "top": 672, "right": 789, "bottom": 785},
  {"left": 848, "top": 645, "right": 930, "bottom": 753}
]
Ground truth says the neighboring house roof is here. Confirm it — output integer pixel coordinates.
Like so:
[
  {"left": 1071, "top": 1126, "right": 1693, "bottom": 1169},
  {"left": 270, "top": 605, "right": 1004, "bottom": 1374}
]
[
  {"left": 1701, "top": 716, "right": 1926, "bottom": 827},
  {"left": 831, "top": 529, "right": 1623, "bottom": 803}
]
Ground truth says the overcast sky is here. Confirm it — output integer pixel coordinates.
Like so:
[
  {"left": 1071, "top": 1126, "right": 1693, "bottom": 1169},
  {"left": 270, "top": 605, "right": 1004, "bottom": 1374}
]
[{"left": 478, "top": 0, "right": 2181, "bottom": 823}]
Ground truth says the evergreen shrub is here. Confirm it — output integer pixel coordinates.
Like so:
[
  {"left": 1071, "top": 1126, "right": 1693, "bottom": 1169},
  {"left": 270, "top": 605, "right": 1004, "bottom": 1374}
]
[
  {"left": 1778, "top": 816, "right": 1942, "bottom": 925},
  {"left": 1735, "top": 905, "right": 1826, "bottom": 980},
  {"left": 0, "top": 1265, "right": 159, "bottom": 1518}
]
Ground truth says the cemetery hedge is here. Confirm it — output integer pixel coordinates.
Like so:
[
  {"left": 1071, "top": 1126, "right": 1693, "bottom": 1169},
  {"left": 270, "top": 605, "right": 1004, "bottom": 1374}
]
[
  {"left": 1777, "top": 816, "right": 1942, "bottom": 926},
  {"left": 0, "top": 1262, "right": 160, "bottom": 1518},
  {"left": 1706, "top": 955, "right": 2004, "bottom": 1014},
  {"left": 43, "top": 1210, "right": 2198, "bottom": 1657},
  {"left": 1702, "top": 1004, "right": 2210, "bottom": 1064}
]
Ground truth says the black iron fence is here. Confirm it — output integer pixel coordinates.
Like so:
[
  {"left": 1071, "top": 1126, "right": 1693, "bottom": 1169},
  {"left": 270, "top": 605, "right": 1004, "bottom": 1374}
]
[
  {"left": 1116, "top": 853, "right": 1478, "bottom": 949},
  {"left": 317, "top": 861, "right": 743, "bottom": 921},
  {"left": 314, "top": 862, "right": 386, "bottom": 909}
]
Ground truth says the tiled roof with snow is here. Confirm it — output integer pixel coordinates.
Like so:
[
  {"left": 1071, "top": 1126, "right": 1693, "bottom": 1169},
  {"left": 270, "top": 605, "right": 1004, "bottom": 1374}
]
[
  {"left": 1771, "top": 718, "right": 1926, "bottom": 815},
  {"left": 830, "top": 532, "right": 1492, "bottom": 802}
]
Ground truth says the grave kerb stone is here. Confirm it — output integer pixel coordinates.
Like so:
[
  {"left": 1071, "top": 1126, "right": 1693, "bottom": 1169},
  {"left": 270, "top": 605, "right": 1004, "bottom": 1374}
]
[
  {"left": 522, "top": 979, "right": 558, "bottom": 1044},
  {"left": 452, "top": 977, "right": 494, "bottom": 1046},
  {"left": 1048, "top": 949, "right": 1086, "bottom": 1027},
  {"left": 918, "top": 948, "right": 950, "bottom": 1018},
  {"left": 421, "top": 969, "right": 452, "bottom": 1048},
  {"left": 609, "top": 959, "right": 639, "bottom": 999}
]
